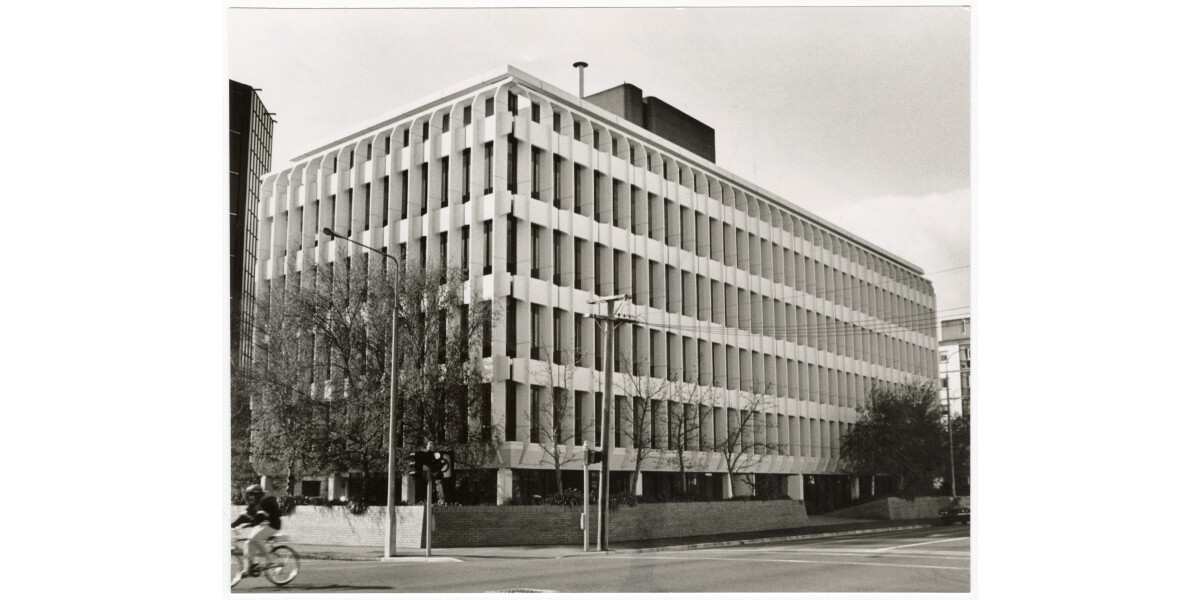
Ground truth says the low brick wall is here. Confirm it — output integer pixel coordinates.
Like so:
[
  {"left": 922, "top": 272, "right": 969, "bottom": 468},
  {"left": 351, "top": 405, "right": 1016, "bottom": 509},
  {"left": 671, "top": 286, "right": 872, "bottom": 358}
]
[
  {"left": 236, "top": 500, "right": 809, "bottom": 548},
  {"left": 233, "top": 505, "right": 424, "bottom": 548},
  {"left": 826, "top": 496, "right": 960, "bottom": 520}
]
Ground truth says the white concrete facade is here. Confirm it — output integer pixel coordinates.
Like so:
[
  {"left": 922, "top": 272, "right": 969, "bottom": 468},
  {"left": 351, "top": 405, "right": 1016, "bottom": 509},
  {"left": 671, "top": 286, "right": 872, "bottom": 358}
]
[{"left": 254, "top": 66, "right": 938, "bottom": 499}]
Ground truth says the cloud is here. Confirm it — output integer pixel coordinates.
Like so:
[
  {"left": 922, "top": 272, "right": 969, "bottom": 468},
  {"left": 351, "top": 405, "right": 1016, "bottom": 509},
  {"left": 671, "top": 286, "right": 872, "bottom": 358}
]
[{"left": 821, "top": 187, "right": 971, "bottom": 316}]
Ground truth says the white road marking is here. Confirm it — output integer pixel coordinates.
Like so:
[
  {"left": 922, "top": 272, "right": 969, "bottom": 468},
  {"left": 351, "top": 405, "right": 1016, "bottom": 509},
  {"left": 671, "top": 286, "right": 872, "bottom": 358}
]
[
  {"left": 601, "top": 554, "right": 969, "bottom": 571},
  {"left": 875, "top": 537, "right": 969, "bottom": 552},
  {"left": 695, "top": 548, "right": 969, "bottom": 559}
]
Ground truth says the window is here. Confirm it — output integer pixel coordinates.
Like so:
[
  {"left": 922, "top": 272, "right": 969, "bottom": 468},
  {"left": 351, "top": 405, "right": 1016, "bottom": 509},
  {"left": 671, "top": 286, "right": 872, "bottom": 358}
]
[
  {"left": 463, "top": 105, "right": 472, "bottom": 126},
  {"left": 485, "top": 97, "right": 495, "bottom": 117},
  {"left": 439, "top": 232, "right": 448, "bottom": 284},
  {"left": 385, "top": 136, "right": 391, "bottom": 154},
  {"left": 940, "top": 352, "right": 948, "bottom": 363},
  {"left": 531, "top": 103, "right": 540, "bottom": 123},
  {"left": 574, "top": 313, "right": 586, "bottom": 366},
  {"left": 530, "top": 225, "right": 543, "bottom": 280},
  {"left": 349, "top": 150, "right": 354, "bottom": 168},
  {"left": 483, "top": 220, "right": 493, "bottom": 275},
  {"left": 553, "top": 112, "right": 561, "bottom": 133},
  {"left": 553, "top": 155, "right": 563, "bottom": 208},
  {"left": 506, "top": 215, "right": 518, "bottom": 275},
  {"left": 333, "top": 156, "right": 337, "bottom": 173},
  {"left": 483, "top": 142, "right": 494, "bottom": 194},
  {"left": 530, "top": 387, "right": 541, "bottom": 443},
  {"left": 422, "top": 121, "right": 429, "bottom": 141},
  {"left": 531, "top": 304, "right": 545, "bottom": 361},
  {"left": 382, "top": 176, "right": 389, "bottom": 226},
  {"left": 441, "top": 113, "right": 450, "bottom": 132},
  {"left": 573, "top": 121, "right": 581, "bottom": 141},
  {"left": 440, "top": 156, "right": 449, "bottom": 208},
  {"left": 346, "top": 189, "right": 354, "bottom": 235},
  {"left": 482, "top": 300, "right": 493, "bottom": 358},
  {"left": 403, "top": 129, "right": 410, "bottom": 147},
  {"left": 505, "top": 300, "right": 517, "bottom": 358},
  {"left": 420, "top": 163, "right": 428, "bottom": 215},
  {"left": 530, "top": 147, "right": 542, "bottom": 200},
  {"left": 508, "top": 92, "right": 518, "bottom": 115},
  {"left": 460, "top": 225, "right": 470, "bottom": 275},
  {"left": 461, "top": 149, "right": 471, "bottom": 202},
  {"left": 506, "top": 135, "right": 518, "bottom": 194},
  {"left": 400, "top": 170, "right": 409, "bottom": 219},
  {"left": 505, "top": 382, "right": 517, "bottom": 441},
  {"left": 573, "top": 164, "right": 585, "bottom": 215}
]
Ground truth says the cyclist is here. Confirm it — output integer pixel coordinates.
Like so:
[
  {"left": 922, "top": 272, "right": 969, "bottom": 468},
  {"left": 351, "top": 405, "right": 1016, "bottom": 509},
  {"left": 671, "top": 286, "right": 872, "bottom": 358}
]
[{"left": 231, "top": 484, "right": 282, "bottom": 581}]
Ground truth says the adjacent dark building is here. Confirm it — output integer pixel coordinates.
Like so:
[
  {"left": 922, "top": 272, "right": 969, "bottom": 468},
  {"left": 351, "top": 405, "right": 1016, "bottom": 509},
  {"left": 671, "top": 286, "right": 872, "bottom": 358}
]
[{"left": 230, "top": 80, "right": 273, "bottom": 485}]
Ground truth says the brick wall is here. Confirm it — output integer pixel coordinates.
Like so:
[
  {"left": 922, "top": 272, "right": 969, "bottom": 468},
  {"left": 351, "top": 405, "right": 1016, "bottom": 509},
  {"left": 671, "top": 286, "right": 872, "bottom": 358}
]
[
  {"left": 825, "top": 496, "right": 960, "bottom": 520},
  {"left": 237, "top": 500, "right": 809, "bottom": 548},
  {"left": 234, "top": 505, "right": 425, "bottom": 547}
]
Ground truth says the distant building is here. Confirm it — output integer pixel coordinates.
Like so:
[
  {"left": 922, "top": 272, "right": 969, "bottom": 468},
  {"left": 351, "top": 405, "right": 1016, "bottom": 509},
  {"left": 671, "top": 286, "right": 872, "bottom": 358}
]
[
  {"left": 230, "top": 80, "right": 273, "bottom": 484},
  {"left": 939, "top": 317, "right": 970, "bottom": 417},
  {"left": 253, "top": 66, "right": 937, "bottom": 510}
]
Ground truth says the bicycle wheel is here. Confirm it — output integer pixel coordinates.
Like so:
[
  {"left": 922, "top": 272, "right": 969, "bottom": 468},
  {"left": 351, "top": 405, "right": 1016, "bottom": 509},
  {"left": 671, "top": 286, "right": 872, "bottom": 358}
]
[
  {"left": 263, "top": 545, "right": 300, "bottom": 586},
  {"left": 230, "top": 550, "right": 243, "bottom": 587}
]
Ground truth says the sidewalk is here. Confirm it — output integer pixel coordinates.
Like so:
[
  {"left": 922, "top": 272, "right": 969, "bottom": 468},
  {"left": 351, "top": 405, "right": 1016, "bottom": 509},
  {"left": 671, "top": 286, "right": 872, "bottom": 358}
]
[{"left": 290, "top": 516, "right": 942, "bottom": 562}]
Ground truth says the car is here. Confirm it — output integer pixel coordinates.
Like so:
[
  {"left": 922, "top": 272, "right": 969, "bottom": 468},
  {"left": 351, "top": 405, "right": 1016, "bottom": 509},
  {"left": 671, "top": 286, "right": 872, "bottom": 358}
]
[{"left": 939, "top": 496, "right": 970, "bottom": 525}]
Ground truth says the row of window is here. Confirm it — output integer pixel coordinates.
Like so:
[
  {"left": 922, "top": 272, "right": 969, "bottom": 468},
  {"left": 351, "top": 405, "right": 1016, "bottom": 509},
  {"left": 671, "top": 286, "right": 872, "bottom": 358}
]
[
  {"left": 505, "top": 382, "right": 854, "bottom": 460},
  {"left": 280, "top": 88, "right": 927, "bottom": 312}
]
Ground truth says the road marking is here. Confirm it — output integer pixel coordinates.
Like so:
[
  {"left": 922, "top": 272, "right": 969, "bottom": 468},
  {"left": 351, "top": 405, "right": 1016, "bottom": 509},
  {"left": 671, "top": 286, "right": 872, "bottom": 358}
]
[
  {"left": 875, "top": 537, "right": 969, "bottom": 552},
  {"left": 696, "top": 548, "right": 969, "bottom": 559},
  {"left": 600, "top": 554, "right": 969, "bottom": 571}
]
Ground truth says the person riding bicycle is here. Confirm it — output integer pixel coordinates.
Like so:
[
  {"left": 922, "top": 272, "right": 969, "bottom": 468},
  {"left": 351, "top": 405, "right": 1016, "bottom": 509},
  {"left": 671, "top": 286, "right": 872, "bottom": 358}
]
[{"left": 231, "top": 484, "right": 282, "bottom": 580}]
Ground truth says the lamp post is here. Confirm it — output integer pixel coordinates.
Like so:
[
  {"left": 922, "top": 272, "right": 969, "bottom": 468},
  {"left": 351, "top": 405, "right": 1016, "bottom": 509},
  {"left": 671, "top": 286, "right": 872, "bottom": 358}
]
[{"left": 323, "top": 227, "right": 401, "bottom": 557}]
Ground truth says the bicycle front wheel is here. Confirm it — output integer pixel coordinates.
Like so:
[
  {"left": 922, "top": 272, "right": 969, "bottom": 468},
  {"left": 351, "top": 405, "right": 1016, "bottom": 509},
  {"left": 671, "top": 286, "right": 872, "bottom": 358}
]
[
  {"left": 230, "top": 550, "right": 242, "bottom": 587},
  {"left": 263, "top": 545, "right": 300, "bottom": 586}
]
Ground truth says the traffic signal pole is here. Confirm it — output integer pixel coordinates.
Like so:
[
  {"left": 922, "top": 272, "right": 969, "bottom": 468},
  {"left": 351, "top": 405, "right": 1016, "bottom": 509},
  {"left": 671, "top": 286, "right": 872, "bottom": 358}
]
[{"left": 582, "top": 442, "right": 589, "bottom": 551}]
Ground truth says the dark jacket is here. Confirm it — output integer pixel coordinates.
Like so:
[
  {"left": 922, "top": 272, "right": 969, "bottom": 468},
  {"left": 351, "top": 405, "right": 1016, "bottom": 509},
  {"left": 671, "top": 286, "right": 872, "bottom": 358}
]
[{"left": 231, "top": 495, "right": 283, "bottom": 530}]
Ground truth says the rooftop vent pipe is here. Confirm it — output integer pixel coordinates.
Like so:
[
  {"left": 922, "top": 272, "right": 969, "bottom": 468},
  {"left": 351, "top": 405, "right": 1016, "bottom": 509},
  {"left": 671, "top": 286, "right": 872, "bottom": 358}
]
[{"left": 573, "top": 61, "right": 588, "bottom": 99}]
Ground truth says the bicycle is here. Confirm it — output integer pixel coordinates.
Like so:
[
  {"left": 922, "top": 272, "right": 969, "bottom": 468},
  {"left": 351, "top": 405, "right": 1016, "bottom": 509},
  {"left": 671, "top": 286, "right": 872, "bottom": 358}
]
[{"left": 231, "top": 529, "right": 300, "bottom": 587}]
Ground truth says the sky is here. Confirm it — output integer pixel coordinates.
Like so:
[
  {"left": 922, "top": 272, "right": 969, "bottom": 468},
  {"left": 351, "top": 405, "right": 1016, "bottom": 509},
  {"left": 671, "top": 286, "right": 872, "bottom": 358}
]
[{"left": 229, "top": 4, "right": 971, "bottom": 322}]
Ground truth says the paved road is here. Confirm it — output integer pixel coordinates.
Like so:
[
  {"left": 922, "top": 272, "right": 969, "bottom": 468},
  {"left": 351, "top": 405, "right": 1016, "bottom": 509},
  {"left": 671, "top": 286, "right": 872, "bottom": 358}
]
[{"left": 232, "top": 526, "right": 970, "bottom": 593}]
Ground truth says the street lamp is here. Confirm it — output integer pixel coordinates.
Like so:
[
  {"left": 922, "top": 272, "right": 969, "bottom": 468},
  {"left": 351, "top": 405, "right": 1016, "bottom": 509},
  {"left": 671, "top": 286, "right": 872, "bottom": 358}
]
[{"left": 323, "top": 227, "right": 401, "bottom": 558}]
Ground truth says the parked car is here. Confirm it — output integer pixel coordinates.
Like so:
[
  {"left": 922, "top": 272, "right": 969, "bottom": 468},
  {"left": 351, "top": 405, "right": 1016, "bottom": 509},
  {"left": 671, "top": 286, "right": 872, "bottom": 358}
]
[{"left": 939, "top": 496, "right": 970, "bottom": 525}]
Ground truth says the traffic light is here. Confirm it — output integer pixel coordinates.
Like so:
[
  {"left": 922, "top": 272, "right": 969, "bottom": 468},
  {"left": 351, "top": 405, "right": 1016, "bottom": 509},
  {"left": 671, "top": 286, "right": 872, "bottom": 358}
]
[
  {"left": 585, "top": 449, "right": 604, "bottom": 464},
  {"left": 408, "top": 451, "right": 433, "bottom": 477},
  {"left": 430, "top": 451, "right": 454, "bottom": 480}
]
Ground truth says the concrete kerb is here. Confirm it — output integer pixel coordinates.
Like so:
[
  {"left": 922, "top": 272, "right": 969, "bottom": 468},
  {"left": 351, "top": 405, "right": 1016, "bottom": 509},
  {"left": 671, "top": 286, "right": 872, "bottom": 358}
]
[
  {"left": 616, "top": 524, "right": 935, "bottom": 554},
  {"left": 292, "top": 523, "right": 935, "bottom": 562}
]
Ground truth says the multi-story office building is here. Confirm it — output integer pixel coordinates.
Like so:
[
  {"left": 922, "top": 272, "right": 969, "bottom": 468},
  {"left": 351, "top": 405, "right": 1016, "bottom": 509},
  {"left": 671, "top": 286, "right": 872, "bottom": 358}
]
[
  {"left": 254, "top": 66, "right": 937, "bottom": 509},
  {"left": 939, "top": 317, "right": 970, "bottom": 417}
]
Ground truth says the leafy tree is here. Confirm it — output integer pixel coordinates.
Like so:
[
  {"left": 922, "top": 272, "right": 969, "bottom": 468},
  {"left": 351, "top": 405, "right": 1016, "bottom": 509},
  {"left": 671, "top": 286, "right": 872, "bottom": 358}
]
[
  {"left": 238, "top": 247, "right": 496, "bottom": 502},
  {"left": 841, "top": 382, "right": 952, "bottom": 494}
]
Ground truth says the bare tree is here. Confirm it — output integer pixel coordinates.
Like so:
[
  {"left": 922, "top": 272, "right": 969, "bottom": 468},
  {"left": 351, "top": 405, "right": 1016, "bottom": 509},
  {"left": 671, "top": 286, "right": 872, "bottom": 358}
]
[
  {"left": 662, "top": 380, "right": 715, "bottom": 495},
  {"left": 716, "top": 381, "right": 780, "bottom": 497},
  {"left": 616, "top": 347, "right": 670, "bottom": 498},
  {"left": 527, "top": 357, "right": 582, "bottom": 495}
]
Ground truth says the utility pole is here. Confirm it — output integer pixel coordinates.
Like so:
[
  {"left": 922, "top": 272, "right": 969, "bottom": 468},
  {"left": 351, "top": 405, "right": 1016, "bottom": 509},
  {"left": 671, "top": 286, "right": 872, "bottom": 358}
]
[{"left": 587, "top": 294, "right": 635, "bottom": 551}]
